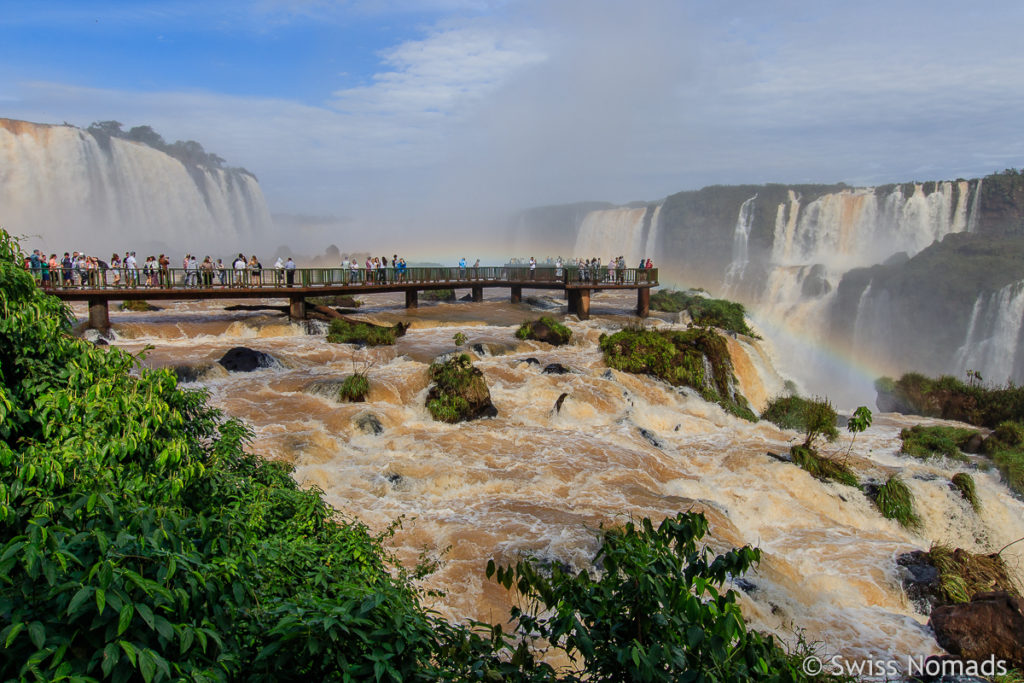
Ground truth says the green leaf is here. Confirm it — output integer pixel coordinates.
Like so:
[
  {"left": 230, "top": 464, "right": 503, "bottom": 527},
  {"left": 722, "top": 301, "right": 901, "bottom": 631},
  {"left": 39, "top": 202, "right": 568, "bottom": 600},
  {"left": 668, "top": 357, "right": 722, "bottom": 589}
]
[
  {"left": 119, "top": 640, "right": 137, "bottom": 667},
  {"left": 96, "top": 587, "right": 107, "bottom": 615},
  {"left": 136, "top": 603, "right": 155, "bottom": 631},
  {"left": 28, "top": 620, "right": 45, "bottom": 648},
  {"left": 139, "top": 649, "right": 157, "bottom": 683},
  {"left": 67, "top": 585, "right": 94, "bottom": 616},
  {"left": 3, "top": 622, "right": 24, "bottom": 647},
  {"left": 118, "top": 603, "right": 134, "bottom": 635},
  {"left": 102, "top": 642, "right": 120, "bottom": 677}
]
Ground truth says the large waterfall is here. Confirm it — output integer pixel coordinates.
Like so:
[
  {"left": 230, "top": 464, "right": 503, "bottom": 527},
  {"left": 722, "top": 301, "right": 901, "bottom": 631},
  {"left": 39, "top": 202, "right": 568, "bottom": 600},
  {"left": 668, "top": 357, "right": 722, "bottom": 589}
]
[
  {"left": 568, "top": 180, "right": 1008, "bottom": 404},
  {"left": 954, "top": 280, "right": 1024, "bottom": 384},
  {"left": 0, "top": 119, "right": 273, "bottom": 255}
]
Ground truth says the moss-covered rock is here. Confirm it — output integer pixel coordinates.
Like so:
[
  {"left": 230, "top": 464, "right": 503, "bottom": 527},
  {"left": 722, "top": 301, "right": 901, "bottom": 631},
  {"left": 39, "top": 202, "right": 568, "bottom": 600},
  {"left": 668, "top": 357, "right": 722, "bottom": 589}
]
[
  {"left": 426, "top": 353, "right": 497, "bottom": 423},
  {"left": 599, "top": 326, "right": 756, "bottom": 420},
  {"left": 326, "top": 317, "right": 405, "bottom": 346},
  {"left": 515, "top": 316, "right": 572, "bottom": 346},
  {"left": 422, "top": 288, "right": 456, "bottom": 301},
  {"left": 789, "top": 444, "right": 859, "bottom": 488},
  {"left": 119, "top": 299, "right": 160, "bottom": 311},
  {"left": 649, "top": 289, "right": 756, "bottom": 337}
]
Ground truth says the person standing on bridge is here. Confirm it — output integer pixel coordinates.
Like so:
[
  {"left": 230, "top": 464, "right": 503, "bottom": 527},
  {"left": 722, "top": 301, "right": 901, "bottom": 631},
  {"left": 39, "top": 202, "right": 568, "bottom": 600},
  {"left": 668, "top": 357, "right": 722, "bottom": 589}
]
[
  {"left": 529, "top": 256, "right": 536, "bottom": 280},
  {"left": 233, "top": 254, "right": 247, "bottom": 286},
  {"left": 285, "top": 257, "right": 296, "bottom": 286}
]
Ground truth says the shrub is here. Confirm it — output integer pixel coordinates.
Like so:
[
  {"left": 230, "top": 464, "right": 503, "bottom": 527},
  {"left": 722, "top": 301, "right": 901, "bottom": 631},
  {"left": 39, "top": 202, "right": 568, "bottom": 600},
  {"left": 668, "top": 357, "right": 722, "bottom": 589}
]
[
  {"left": 874, "top": 476, "right": 921, "bottom": 529},
  {"left": 515, "top": 316, "right": 572, "bottom": 345},
  {"left": 339, "top": 373, "right": 370, "bottom": 402},
  {"left": 899, "top": 425, "right": 977, "bottom": 461},
  {"left": 326, "top": 317, "right": 397, "bottom": 346},
  {"left": 983, "top": 421, "right": 1024, "bottom": 495},
  {"left": 926, "top": 544, "right": 1018, "bottom": 604},
  {"left": 951, "top": 473, "right": 981, "bottom": 512},
  {"left": 488, "top": 511, "right": 817, "bottom": 682},
  {"left": 790, "top": 445, "right": 859, "bottom": 488},
  {"left": 762, "top": 396, "right": 839, "bottom": 447},
  {"left": 879, "top": 372, "right": 1024, "bottom": 428}
]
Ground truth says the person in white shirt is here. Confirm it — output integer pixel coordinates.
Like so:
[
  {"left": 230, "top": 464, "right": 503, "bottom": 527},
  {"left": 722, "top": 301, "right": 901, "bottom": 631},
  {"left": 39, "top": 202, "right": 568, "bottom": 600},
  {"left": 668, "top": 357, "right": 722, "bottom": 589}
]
[{"left": 233, "top": 253, "right": 247, "bottom": 286}]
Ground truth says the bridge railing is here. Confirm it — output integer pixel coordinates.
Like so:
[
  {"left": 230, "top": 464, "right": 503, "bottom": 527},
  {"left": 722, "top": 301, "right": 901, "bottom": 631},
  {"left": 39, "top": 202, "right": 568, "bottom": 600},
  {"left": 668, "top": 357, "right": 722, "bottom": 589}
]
[{"left": 29, "top": 265, "right": 658, "bottom": 289}]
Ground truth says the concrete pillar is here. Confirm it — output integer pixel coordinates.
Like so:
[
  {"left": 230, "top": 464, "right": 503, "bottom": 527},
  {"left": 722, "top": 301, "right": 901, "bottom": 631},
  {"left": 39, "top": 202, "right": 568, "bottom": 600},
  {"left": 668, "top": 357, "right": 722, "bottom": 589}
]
[
  {"left": 577, "top": 289, "right": 591, "bottom": 320},
  {"left": 472, "top": 286, "right": 483, "bottom": 302},
  {"left": 405, "top": 289, "right": 418, "bottom": 309},
  {"left": 637, "top": 287, "right": 650, "bottom": 318},
  {"left": 289, "top": 295, "right": 306, "bottom": 320},
  {"left": 88, "top": 298, "right": 110, "bottom": 331},
  {"left": 566, "top": 289, "right": 579, "bottom": 315},
  {"left": 510, "top": 286, "right": 522, "bottom": 304}
]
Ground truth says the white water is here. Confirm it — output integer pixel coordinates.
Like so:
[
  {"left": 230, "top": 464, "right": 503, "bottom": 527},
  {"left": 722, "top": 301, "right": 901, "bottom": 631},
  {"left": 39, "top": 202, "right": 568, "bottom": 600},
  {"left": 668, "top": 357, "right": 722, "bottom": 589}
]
[
  {"left": 573, "top": 204, "right": 662, "bottom": 266},
  {"left": 0, "top": 119, "right": 273, "bottom": 255},
  {"left": 954, "top": 280, "right": 1024, "bottom": 384},
  {"left": 82, "top": 294, "right": 1024, "bottom": 672},
  {"left": 724, "top": 195, "right": 757, "bottom": 293}
]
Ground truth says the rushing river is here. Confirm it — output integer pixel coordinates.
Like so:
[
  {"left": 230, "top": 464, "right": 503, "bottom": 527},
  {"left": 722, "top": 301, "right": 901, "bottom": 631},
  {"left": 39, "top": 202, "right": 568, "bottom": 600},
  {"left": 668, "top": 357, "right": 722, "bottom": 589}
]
[{"left": 75, "top": 288, "right": 1024, "bottom": 665}]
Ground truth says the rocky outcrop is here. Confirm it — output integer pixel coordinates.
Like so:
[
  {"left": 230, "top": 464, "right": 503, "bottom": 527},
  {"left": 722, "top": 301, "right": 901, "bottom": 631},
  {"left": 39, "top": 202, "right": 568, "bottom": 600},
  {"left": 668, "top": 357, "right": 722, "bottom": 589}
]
[
  {"left": 426, "top": 354, "right": 498, "bottom": 423},
  {"left": 516, "top": 317, "right": 572, "bottom": 346},
  {"left": 930, "top": 591, "right": 1024, "bottom": 670}
]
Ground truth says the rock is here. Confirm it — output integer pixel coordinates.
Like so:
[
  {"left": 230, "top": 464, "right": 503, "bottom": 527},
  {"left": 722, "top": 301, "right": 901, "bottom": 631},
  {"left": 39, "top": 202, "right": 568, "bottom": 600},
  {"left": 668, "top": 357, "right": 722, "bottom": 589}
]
[
  {"left": 217, "top": 346, "right": 279, "bottom": 372},
  {"left": 354, "top": 412, "right": 384, "bottom": 435},
  {"left": 527, "top": 319, "right": 572, "bottom": 346},
  {"left": 638, "top": 427, "right": 664, "bottom": 449},
  {"left": 523, "top": 357, "right": 540, "bottom": 366},
  {"left": 93, "top": 338, "right": 109, "bottom": 346},
  {"left": 929, "top": 591, "right": 1024, "bottom": 671},
  {"left": 765, "top": 451, "right": 793, "bottom": 463},
  {"left": 554, "top": 392, "right": 569, "bottom": 413},
  {"left": 542, "top": 363, "right": 571, "bottom": 375},
  {"left": 459, "top": 293, "right": 473, "bottom": 301},
  {"left": 800, "top": 264, "right": 832, "bottom": 298},
  {"left": 471, "top": 343, "right": 488, "bottom": 356},
  {"left": 897, "top": 550, "right": 941, "bottom": 614},
  {"left": 602, "top": 369, "right": 615, "bottom": 380},
  {"left": 172, "top": 362, "right": 228, "bottom": 383},
  {"left": 963, "top": 432, "right": 985, "bottom": 454},
  {"left": 733, "top": 578, "right": 757, "bottom": 594},
  {"left": 426, "top": 355, "right": 498, "bottom": 423}
]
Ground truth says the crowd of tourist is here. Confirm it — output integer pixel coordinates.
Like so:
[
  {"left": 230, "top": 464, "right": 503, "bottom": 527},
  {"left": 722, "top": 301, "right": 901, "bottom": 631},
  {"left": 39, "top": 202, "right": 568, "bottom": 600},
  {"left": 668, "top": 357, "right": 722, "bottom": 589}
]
[{"left": 23, "top": 248, "right": 654, "bottom": 289}]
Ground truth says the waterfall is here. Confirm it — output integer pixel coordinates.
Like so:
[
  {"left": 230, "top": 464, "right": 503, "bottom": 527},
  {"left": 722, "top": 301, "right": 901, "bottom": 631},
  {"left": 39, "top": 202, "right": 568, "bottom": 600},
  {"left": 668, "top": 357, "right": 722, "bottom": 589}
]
[
  {"left": 0, "top": 119, "right": 273, "bottom": 255},
  {"left": 953, "top": 280, "right": 1024, "bottom": 385},
  {"left": 573, "top": 204, "right": 661, "bottom": 265},
  {"left": 724, "top": 195, "right": 757, "bottom": 292}
]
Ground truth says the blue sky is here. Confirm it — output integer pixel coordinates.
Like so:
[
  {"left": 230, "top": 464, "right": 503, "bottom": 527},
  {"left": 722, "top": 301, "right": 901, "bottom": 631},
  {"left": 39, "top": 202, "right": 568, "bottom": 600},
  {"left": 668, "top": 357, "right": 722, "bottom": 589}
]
[{"left": 3, "top": 0, "right": 1024, "bottom": 245}]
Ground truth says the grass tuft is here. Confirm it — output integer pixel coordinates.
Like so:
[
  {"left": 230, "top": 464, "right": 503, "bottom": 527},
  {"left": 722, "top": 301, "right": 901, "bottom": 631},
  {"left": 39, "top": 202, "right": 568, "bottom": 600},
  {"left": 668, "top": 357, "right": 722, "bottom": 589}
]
[
  {"left": 951, "top": 472, "right": 981, "bottom": 512},
  {"left": 874, "top": 476, "right": 921, "bottom": 529}
]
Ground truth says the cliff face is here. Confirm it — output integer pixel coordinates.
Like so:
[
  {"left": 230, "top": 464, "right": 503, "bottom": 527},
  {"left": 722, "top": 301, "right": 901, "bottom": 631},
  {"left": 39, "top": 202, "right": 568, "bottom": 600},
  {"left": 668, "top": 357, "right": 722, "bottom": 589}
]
[
  {"left": 0, "top": 118, "right": 273, "bottom": 255},
  {"left": 516, "top": 172, "right": 1024, "bottom": 399}
]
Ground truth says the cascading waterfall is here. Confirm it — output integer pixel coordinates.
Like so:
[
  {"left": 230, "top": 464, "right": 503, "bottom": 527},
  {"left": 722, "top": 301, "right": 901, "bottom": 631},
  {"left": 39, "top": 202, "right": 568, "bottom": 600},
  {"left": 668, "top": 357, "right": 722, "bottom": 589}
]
[
  {"left": 0, "top": 119, "right": 273, "bottom": 254},
  {"left": 723, "top": 195, "right": 757, "bottom": 292},
  {"left": 572, "top": 203, "right": 663, "bottom": 265},
  {"left": 954, "top": 280, "right": 1024, "bottom": 384}
]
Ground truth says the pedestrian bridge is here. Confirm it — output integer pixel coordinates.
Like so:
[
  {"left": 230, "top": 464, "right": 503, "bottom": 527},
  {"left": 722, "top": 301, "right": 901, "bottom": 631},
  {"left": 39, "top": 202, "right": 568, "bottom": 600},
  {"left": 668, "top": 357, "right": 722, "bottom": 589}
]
[{"left": 42, "top": 265, "right": 659, "bottom": 330}]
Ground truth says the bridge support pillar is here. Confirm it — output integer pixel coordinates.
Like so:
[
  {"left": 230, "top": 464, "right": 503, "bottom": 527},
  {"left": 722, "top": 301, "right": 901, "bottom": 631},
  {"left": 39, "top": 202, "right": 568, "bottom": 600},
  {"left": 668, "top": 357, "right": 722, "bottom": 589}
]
[
  {"left": 289, "top": 295, "right": 306, "bottom": 320},
  {"left": 88, "top": 298, "right": 110, "bottom": 331},
  {"left": 405, "top": 290, "right": 418, "bottom": 309},
  {"left": 637, "top": 287, "right": 650, "bottom": 318},
  {"left": 567, "top": 289, "right": 590, "bottom": 319},
  {"left": 472, "top": 286, "right": 483, "bottom": 302},
  {"left": 510, "top": 286, "right": 522, "bottom": 304}
]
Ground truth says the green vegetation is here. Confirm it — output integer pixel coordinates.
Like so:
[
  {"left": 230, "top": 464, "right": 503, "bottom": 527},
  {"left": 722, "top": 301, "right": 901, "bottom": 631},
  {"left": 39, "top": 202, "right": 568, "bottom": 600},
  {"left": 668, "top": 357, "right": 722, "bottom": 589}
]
[
  {"left": 452, "top": 332, "right": 467, "bottom": 347},
  {"left": 516, "top": 316, "right": 573, "bottom": 346},
  {"left": 876, "top": 372, "right": 1024, "bottom": 428},
  {"left": 0, "top": 228, "right": 852, "bottom": 681},
  {"left": 790, "top": 445, "right": 859, "bottom": 488},
  {"left": 119, "top": 299, "right": 158, "bottom": 311},
  {"left": 600, "top": 326, "right": 756, "bottom": 420},
  {"left": 926, "top": 544, "right": 1018, "bottom": 605},
  {"left": 489, "top": 512, "right": 835, "bottom": 682},
  {"left": 761, "top": 395, "right": 840, "bottom": 447},
  {"left": 87, "top": 120, "right": 249, "bottom": 175},
  {"left": 873, "top": 476, "right": 921, "bottom": 529},
  {"left": 898, "top": 425, "right": 977, "bottom": 461},
  {"left": 951, "top": 473, "right": 981, "bottom": 512},
  {"left": 326, "top": 317, "right": 398, "bottom": 346},
  {"left": 338, "top": 373, "right": 370, "bottom": 402},
  {"left": 421, "top": 289, "right": 455, "bottom": 301},
  {"left": 983, "top": 421, "right": 1024, "bottom": 496},
  {"left": 308, "top": 294, "right": 361, "bottom": 308},
  {"left": 649, "top": 289, "right": 757, "bottom": 337}
]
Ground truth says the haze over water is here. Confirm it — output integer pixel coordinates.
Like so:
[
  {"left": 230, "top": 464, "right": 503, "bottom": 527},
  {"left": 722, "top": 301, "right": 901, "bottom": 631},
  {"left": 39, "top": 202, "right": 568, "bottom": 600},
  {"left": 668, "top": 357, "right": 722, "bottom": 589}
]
[{"left": 76, "top": 290, "right": 1024, "bottom": 668}]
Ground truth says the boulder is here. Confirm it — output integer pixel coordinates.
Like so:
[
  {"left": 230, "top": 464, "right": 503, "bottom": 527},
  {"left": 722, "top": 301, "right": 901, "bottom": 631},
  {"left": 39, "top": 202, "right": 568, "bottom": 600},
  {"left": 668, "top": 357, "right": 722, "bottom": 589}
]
[
  {"left": 542, "top": 363, "right": 571, "bottom": 375},
  {"left": 930, "top": 591, "right": 1024, "bottom": 671},
  {"left": 217, "top": 346, "right": 279, "bottom": 372},
  {"left": 173, "top": 362, "right": 229, "bottom": 383},
  {"left": 554, "top": 392, "right": 569, "bottom": 413},
  {"left": 897, "top": 550, "right": 942, "bottom": 614},
  {"left": 426, "top": 355, "right": 498, "bottom": 423},
  {"left": 355, "top": 412, "right": 384, "bottom": 435}
]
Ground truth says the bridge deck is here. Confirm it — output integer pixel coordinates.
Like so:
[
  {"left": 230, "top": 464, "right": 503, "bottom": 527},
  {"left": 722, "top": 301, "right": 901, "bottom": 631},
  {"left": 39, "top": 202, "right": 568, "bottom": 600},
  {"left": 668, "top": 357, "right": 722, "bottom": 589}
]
[{"left": 34, "top": 265, "right": 658, "bottom": 328}]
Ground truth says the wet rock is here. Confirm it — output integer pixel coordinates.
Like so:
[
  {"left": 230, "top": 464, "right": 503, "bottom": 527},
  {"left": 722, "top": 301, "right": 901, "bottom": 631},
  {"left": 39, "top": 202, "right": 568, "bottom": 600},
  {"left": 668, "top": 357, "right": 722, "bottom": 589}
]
[
  {"left": 929, "top": 591, "right": 1024, "bottom": 671},
  {"left": 897, "top": 550, "right": 941, "bottom": 614},
  {"left": 471, "top": 343, "right": 488, "bottom": 356},
  {"left": 523, "top": 357, "right": 540, "bottom": 366},
  {"left": 638, "top": 427, "right": 664, "bottom": 449},
  {"left": 354, "top": 412, "right": 384, "bottom": 435},
  {"left": 542, "top": 363, "right": 571, "bottom": 375},
  {"left": 173, "top": 362, "right": 228, "bottom": 384},
  {"left": 765, "top": 451, "right": 793, "bottom": 463},
  {"left": 963, "top": 432, "right": 985, "bottom": 454},
  {"left": 304, "top": 379, "right": 348, "bottom": 400},
  {"left": 217, "top": 346, "right": 278, "bottom": 372},
  {"left": 800, "top": 264, "right": 832, "bottom": 298},
  {"left": 554, "top": 392, "right": 569, "bottom": 413},
  {"left": 93, "top": 338, "right": 109, "bottom": 346},
  {"left": 384, "top": 472, "right": 402, "bottom": 484},
  {"left": 602, "top": 369, "right": 615, "bottom": 380},
  {"left": 733, "top": 578, "right": 757, "bottom": 594},
  {"left": 459, "top": 293, "right": 473, "bottom": 301},
  {"left": 426, "top": 355, "right": 498, "bottom": 423}
]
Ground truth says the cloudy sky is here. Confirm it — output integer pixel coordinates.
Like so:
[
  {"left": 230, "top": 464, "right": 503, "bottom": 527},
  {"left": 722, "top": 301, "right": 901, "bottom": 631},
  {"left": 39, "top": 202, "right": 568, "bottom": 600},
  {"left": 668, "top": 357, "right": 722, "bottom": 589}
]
[{"left": 3, "top": 0, "right": 1024, "bottom": 244}]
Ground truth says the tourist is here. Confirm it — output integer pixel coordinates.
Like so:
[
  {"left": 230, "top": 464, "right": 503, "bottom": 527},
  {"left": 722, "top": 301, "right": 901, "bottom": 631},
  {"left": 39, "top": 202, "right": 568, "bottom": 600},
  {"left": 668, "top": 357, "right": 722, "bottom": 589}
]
[
  {"left": 233, "top": 253, "right": 247, "bottom": 286},
  {"left": 249, "top": 255, "right": 263, "bottom": 286},
  {"left": 47, "top": 254, "right": 59, "bottom": 289},
  {"left": 350, "top": 257, "right": 360, "bottom": 284},
  {"left": 285, "top": 257, "right": 296, "bottom": 286},
  {"left": 274, "top": 256, "right": 284, "bottom": 285},
  {"left": 61, "top": 252, "right": 73, "bottom": 287},
  {"left": 529, "top": 256, "right": 536, "bottom": 280},
  {"left": 607, "top": 256, "right": 615, "bottom": 283},
  {"left": 40, "top": 253, "right": 51, "bottom": 289},
  {"left": 201, "top": 256, "right": 214, "bottom": 287},
  {"left": 110, "top": 254, "right": 122, "bottom": 287},
  {"left": 459, "top": 256, "right": 467, "bottom": 280},
  {"left": 473, "top": 259, "right": 480, "bottom": 279},
  {"left": 125, "top": 252, "right": 138, "bottom": 287}
]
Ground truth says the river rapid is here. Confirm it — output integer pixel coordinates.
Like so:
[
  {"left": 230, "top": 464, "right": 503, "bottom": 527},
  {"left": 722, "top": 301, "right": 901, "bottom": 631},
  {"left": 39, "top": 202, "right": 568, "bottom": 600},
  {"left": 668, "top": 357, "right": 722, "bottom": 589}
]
[{"left": 76, "top": 288, "right": 1024, "bottom": 666}]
